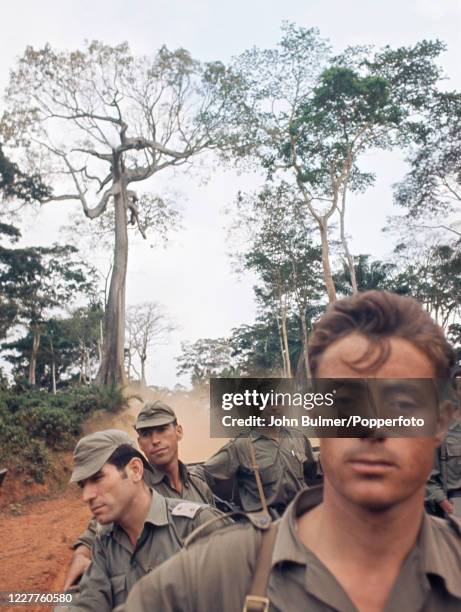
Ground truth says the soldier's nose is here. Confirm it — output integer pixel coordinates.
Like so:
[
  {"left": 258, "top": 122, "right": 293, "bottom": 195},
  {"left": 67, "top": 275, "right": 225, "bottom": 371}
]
[{"left": 82, "top": 483, "right": 97, "bottom": 503}]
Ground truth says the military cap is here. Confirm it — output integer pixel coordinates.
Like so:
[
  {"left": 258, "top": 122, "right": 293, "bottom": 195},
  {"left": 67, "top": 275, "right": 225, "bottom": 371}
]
[
  {"left": 71, "top": 429, "right": 135, "bottom": 483},
  {"left": 135, "top": 400, "right": 177, "bottom": 430}
]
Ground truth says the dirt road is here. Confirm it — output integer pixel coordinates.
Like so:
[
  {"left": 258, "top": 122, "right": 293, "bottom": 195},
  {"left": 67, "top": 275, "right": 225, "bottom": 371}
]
[
  {"left": 0, "top": 385, "right": 226, "bottom": 610},
  {"left": 0, "top": 487, "right": 91, "bottom": 611}
]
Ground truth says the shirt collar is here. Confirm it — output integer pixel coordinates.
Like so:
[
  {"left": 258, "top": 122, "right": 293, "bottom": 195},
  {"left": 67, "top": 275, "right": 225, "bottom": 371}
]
[
  {"left": 272, "top": 486, "right": 323, "bottom": 567},
  {"left": 418, "top": 512, "right": 461, "bottom": 598},
  {"left": 145, "top": 461, "right": 189, "bottom": 486},
  {"left": 272, "top": 486, "right": 461, "bottom": 600},
  {"left": 99, "top": 489, "right": 169, "bottom": 536}
]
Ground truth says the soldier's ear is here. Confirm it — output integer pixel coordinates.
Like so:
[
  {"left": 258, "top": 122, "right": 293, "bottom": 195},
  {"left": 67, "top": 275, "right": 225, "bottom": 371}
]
[
  {"left": 176, "top": 424, "right": 183, "bottom": 442},
  {"left": 126, "top": 457, "right": 144, "bottom": 483},
  {"left": 435, "top": 399, "right": 455, "bottom": 444}
]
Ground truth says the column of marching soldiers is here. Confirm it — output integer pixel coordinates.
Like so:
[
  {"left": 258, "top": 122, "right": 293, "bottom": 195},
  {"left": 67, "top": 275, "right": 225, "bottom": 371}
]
[{"left": 60, "top": 291, "right": 461, "bottom": 612}]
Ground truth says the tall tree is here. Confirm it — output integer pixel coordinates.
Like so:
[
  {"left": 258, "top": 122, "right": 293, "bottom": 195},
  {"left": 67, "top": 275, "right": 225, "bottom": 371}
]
[
  {"left": 2, "top": 304, "right": 103, "bottom": 392},
  {"left": 0, "top": 239, "right": 95, "bottom": 385},
  {"left": 231, "top": 182, "right": 325, "bottom": 378},
  {"left": 216, "top": 24, "right": 446, "bottom": 301},
  {"left": 394, "top": 91, "right": 461, "bottom": 233},
  {"left": 2, "top": 41, "right": 229, "bottom": 385}
]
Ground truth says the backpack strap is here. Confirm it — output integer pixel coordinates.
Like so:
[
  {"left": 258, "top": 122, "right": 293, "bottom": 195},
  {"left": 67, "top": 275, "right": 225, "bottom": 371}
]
[
  {"left": 243, "top": 522, "right": 279, "bottom": 612},
  {"left": 247, "top": 437, "right": 269, "bottom": 515}
]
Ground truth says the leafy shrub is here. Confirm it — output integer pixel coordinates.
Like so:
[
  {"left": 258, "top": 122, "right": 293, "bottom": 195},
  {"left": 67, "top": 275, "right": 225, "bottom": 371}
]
[{"left": 0, "top": 384, "right": 127, "bottom": 481}]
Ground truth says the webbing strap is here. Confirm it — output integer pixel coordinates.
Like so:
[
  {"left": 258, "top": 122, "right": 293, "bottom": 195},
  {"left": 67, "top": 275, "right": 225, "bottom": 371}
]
[
  {"left": 242, "top": 522, "right": 279, "bottom": 612},
  {"left": 247, "top": 437, "right": 269, "bottom": 515}
]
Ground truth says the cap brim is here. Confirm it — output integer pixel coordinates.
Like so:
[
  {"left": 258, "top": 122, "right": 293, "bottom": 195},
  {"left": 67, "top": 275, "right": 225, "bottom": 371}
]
[
  {"left": 135, "top": 416, "right": 176, "bottom": 430},
  {"left": 70, "top": 446, "right": 115, "bottom": 483}
]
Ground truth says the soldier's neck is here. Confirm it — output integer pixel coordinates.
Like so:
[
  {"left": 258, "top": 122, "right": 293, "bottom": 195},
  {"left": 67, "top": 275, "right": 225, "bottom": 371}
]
[
  {"left": 119, "top": 486, "right": 153, "bottom": 547},
  {"left": 162, "top": 458, "right": 183, "bottom": 494},
  {"left": 297, "top": 481, "right": 425, "bottom": 611}
]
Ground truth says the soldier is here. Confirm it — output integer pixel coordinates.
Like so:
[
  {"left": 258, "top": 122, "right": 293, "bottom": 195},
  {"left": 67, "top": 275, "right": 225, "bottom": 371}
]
[
  {"left": 426, "top": 367, "right": 461, "bottom": 517},
  {"left": 67, "top": 429, "right": 226, "bottom": 610},
  {"left": 202, "top": 405, "right": 316, "bottom": 516},
  {"left": 120, "top": 291, "right": 461, "bottom": 611},
  {"left": 64, "top": 401, "right": 214, "bottom": 589},
  {"left": 135, "top": 400, "right": 214, "bottom": 505}
]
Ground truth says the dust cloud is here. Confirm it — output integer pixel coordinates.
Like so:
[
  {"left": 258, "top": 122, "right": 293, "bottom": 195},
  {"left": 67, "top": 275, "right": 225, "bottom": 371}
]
[{"left": 82, "top": 382, "right": 227, "bottom": 463}]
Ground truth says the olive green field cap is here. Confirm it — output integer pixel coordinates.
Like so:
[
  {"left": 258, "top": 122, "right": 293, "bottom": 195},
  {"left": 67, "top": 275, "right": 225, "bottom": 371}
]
[
  {"left": 135, "top": 400, "right": 177, "bottom": 430},
  {"left": 71, "top": 429, "right": 135, "bottom": 483}
]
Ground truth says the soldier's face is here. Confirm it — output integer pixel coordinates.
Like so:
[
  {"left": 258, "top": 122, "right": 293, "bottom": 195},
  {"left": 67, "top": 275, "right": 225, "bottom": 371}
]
[
  {"left": 318, "top": 333, "right": 442, "bottom": 512},
  {"left": 137, "top": 423, "right": 183, "bottom": 468},
  {"left": 79, "top": 463, "right": 137, "bottom": 524}
]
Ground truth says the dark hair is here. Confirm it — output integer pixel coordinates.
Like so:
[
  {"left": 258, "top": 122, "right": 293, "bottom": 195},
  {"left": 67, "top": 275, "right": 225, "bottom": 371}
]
[
  {"left": 308, "top": 291, "right": 456, "bottom": 379},
  {"left": 107, "top": 444, "right": 150, "bottom": 472}
]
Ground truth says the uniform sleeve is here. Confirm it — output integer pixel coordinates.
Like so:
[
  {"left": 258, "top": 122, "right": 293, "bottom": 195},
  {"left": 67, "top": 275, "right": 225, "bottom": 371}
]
[
  {"left": 72, "top": 517, "right": 98, "bottom": 551},
  {"left": 188, "top": 468, "right": 216, "bottom": 506},
  {"left": 203, "top": 441, "right": 240, "bottom": 481},
  {"left": 426, "top": 448, "right": 446, "bottom": 504},
  {"left": 118, "top": 550, "right": 194, "bottom": 612},
  {"left": 74, "top": 538, "right": 114, "bottom": 612}
]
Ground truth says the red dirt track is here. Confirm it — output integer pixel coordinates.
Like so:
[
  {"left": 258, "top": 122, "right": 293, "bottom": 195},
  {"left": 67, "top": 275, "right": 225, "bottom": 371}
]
[
  {"left": 0, "top": 385, "right": 226, "bottom": 610},
  {"left": 0, "top": 488, "right": 91, "bottom": 611}
]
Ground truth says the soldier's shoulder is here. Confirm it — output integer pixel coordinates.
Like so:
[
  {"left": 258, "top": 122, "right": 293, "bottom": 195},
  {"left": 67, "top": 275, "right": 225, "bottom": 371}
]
[
  {"left": 428, "top": 513, "right": 461, "bottom": 561},
  {"left": 185, "top": 510, "right": 272, "bottom": 549},
  {"left": 166, "top": 498, "right": 207, "bottom": 519},
  {"left": 184, "top": 515, "right": 265, "bottom": 562}
]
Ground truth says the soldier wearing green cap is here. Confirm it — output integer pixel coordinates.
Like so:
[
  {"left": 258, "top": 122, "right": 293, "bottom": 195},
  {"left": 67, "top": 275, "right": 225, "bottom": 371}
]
[
  {"left": 64, "top": 402, "right": 214, "bottom": 589},
  {"left": 65, "top": 429, "right": 227, "bottom": 611},
  {"left": 135, "top": 400, "right": 214, "bottom": 505}
]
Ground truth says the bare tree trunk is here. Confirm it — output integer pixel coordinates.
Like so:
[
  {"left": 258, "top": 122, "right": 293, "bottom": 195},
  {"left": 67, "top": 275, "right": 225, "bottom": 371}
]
[
  {"left": 339, "top": 184, "right": 358, "bottom": 293},
  {"left": 51, "top": 360, "right": 57, "bottom": 394},
  {"left": 29, "top": 326, "right": 40, "bottom": 386},
  {"left": 280, "top": 312, "right": 292, "bottom": 378},
  {"left": 141, "top": 356, "right": 146, "bottom": 384},
  {"left": 275, "top": 316, "right": 287, "bottom": 377},
  {"left": 49, "top": 335, "right": 57, "bottom": 394},
  {"left": 96, "top": 164, "right": 128, "bottom": 387},
  {"left": 319, "top": 220, "right": 337, "bottom": 303},
  {"left": 300, "top": 314, "right": 311, "bottom": 382}
]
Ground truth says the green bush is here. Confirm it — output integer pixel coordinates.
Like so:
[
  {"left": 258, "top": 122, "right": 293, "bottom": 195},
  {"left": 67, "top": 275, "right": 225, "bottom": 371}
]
[{"left": 0, "top": 384, "right": 127, "bottom": 482}]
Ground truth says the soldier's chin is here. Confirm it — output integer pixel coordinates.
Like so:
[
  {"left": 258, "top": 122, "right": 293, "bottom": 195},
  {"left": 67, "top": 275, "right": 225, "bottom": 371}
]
[{"left": 345, "top": 484, "right": 402, "bottom": 512}]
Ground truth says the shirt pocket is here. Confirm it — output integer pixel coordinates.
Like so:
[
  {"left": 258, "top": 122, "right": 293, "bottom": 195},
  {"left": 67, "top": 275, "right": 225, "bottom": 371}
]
[{"left": 110, "top": 574, "right": 127, "bottom": 606}]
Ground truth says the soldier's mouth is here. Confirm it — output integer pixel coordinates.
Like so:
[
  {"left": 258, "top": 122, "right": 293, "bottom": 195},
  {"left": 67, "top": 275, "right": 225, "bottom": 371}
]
[
  {"left": 348, "top": 457, "right": 396, "bottom": 473},
  {"left": 151, "top": 447, "right": 168, "bottom": 455}
]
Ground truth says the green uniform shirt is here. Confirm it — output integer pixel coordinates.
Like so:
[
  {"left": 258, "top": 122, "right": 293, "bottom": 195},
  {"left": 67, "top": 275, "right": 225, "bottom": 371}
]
[
  {"left": 427, "top": 422, "right": 461, "bottom": 504},
  {"left": 202, "top": 429, "right": 315, "bottom": 512},
  {"left": 75, "top": 491, "right": 228, "bottom": 611},
  {"left": 120, "top": 486, "right": 461, "bottom": 612},
  {"left": 150, "top": 460, "right": 215, "bottom": 505},
  {"left": 74, "top": 461, "right": 214, "bottom": 550}
]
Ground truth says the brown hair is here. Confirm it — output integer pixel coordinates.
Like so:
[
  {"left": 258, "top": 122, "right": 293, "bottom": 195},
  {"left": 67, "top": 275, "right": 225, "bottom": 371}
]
[{"left": 308, "top": 291, "right": 456, "bottom": 379}]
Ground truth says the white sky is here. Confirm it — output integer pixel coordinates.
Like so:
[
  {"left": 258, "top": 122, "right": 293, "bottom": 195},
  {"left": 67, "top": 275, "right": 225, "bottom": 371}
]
[{"left": 1, "top": 0, "right": 460, "bottom": 387}]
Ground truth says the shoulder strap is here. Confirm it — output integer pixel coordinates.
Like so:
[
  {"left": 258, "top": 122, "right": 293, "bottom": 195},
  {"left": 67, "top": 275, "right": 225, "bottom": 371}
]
[
  {"left": 247, "top": 437, "right": 269, "bottom": 515},
  {"left": 243, "top": 522, "right": 279, "bottom": 612},
  {"left": 440, "top": 441, "right": 448, "bottom": 496}
]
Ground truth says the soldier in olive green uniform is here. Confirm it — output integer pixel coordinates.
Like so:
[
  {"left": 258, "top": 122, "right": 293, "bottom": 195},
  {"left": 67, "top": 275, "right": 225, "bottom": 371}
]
[
  {"left": 120, "top": 292, "right": 461, "bottom": 611},
  {"left": 135, "top": 401, "right": 214, "bottom": 506},
  {"left": 426, "top": 420, "right": 461, "bottom": 516},
  {"left": 68, "top": 429, "right": 227, "bottom": 611},
  {"left": 202, "top": 426, "right": 316, "bottom": 515},
  {"left": 64, "top": 402, "right": 214, "bottom": 588}
]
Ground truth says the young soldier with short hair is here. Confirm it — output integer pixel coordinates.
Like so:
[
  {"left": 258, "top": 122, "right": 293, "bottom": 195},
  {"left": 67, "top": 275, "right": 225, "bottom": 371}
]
[{"left": 120, "top": 291, "right": 461, "bottom": 612}]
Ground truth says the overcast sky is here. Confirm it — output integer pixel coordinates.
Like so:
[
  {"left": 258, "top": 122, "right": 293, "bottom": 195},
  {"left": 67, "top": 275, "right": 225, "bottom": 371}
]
[{"left": 1, "top": 0, "right": 460, "bottom": 387}]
